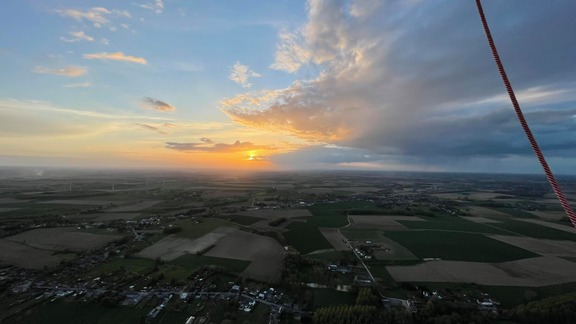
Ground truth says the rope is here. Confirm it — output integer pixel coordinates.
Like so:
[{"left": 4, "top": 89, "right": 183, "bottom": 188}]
[{"left": 475, "top": 0, "right": 576, "bottom": 229}]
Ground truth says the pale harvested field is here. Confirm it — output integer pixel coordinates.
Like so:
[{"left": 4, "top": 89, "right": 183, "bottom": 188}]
[
  {"left": 490, "top": 235, "right": 576, "bottom": 257},
  {"left": 137, "top": 227, "right": 235, "bottom": 261},
  {"left": 6, "top": 228, "right": 123, "bottom": 252},
  {"left": 205, "top": 230, "right": 285, "bottom": 283},
  {"left": 468, "top": 206, "right": 511, "bottom": 219},
  {"left": 241, "top": 209, "right": 312, "bottom": 219},
  {"left": 319, "top": 228, "right": 348, "bottom": 251},
  {"left": 94, "top": 213, "right": 142, "bottom": 221},
  {"left": 107, "top": 200, "right": 161, "bottom": 212},
  {"left": 0, "top": 240, "right": 64, "bottom": 269},
  {"left": 387, "top": 256, "right": 576, "bottom": 286},
  {"left": 528, "top": 211, "right": 566, "bottom": 221},
  {"left": 41, "top": 199, "right": 114, "bottom": 206},
  {"left": 460, "top": 216, "right": 500, "bottom": 224},
  {"left": 518, "top": 219, "right": 576, "bottom": 234}
]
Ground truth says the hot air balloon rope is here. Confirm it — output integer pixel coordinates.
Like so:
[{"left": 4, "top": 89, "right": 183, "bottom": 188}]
[{"left": 475, "top": 0, "right": 576, "bottom": 228}]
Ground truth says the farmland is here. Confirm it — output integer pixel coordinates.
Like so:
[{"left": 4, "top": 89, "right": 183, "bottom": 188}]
[
  {"left": 1, "top": 168, "right": 576, "bottom": 322},
  {"left": 6, "top": 228, "right": 123, "bottom": 252},
  {"left": 383, "top": 230, "right": 538, "bottom": 262}
]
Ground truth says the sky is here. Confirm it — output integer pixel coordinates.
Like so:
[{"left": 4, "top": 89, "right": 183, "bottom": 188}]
[{"left": 1, "top": 0, "right": 575, "bottom": 174}]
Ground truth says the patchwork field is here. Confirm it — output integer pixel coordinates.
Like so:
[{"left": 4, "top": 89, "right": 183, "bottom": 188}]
[
  {"left": 284, "top": 222, "right": 332, "bottom": 254},
  {"left": 205, "top": 230, "right": 285, "bottom": 282},
  {"left": 318, "top": 228, "right": 348, "bottom": 251},
  {"left": 527, "top": 210, "right": 567, "bottom": 221},
  {"left": 137, "top": 227, "right": 236, "bottom": 261},
  {"left": 490, "top": 235, "right": 576, "bottom": 257},
  {"left": 467, "top": 206, "right": 512, "bottom": 219},
  {"left": 460, "top": 216, "right": 501, "bottom": 224},
  {"left": 383, "top": 231, "right": 538, "bottom": 262},
  {"left": 397, "top": 215, "right": 511, "bottom": 234},
  {"left": 0, "top": 240, "right": 64, "bottom": 269},
  {"left": 6, "top": 228, "right": 123, "bottom": 252},
  {"left": 517, "top": 219, "right": 576, "bottom": 234},
  {"left": 387, "top": 256, "right": 576, "bottom": 286}
]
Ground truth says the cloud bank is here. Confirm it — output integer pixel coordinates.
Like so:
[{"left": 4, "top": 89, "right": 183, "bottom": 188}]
[{"left": 222, "top": 0, "right": 576, "bottom": 171}]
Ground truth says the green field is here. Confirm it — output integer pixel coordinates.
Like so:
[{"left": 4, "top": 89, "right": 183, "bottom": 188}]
[
  {"left": 306, "top": 250, "right": 356, "bottom": 263},
  {"left": 169, "top": 254, "right": 250, "bottom": 273},
  {"left": 340, "top": 229, "right": 384, "bottom": 241},
  {"left": 174, "top": 218, "right": 231, "bottom": 239},
  {"left": 284, "top": 222, "right": 333, "bottom": 254},
  {"left": 383, "top": 231, "right": 538, "bottom": 262},
  {"left": 367, "top": 263, "right": 394, "bottom": 283},
  {"left": 396, "top": 214, "right": 511, "bottom": 234},
  {"left": 307, "top": 201, "right": 378, "bottom": 228},
  {"left": 488, "top": 220, "right": 576, "bottom": 241}
]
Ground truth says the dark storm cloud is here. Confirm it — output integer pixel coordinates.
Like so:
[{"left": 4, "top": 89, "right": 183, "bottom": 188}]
[{"left": 225, "top": 0, "right": 576, "bottom": 172}]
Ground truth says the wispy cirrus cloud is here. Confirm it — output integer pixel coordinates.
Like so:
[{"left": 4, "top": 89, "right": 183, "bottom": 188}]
[
  {"left": 142, "top": 97, "right": 175, "bottom": 112},
  {"left": 135, "top": 123, "right": 169, "bottom": 135},
  {"left": 32, "top": 66, "right": 87, "bottom": 77},
  {"left": 60, "top": 31, "right": 94, "bottom": 43},
  {"left": 135, "top": 0, "right": 165, "bottom": 14},
  {"left": 0, "top": 99, "right": 172, "bottom": 121},
  {"left": 63, "top": 82, "right": 92, "bottom": 88},
  {"left": 55, "top": 7, "right": 131, "bottom": 28},
  {"left": 83, "top": 52, "right": 147, "bottom": 64},
  {"left": 229, "top": 62, "right": 261, "bottom": 88}
]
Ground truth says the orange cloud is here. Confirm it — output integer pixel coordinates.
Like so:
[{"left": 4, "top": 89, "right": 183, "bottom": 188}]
[
  {"left": 83, "top": 52, "right": 147, "bottom": 64},
  {"left": 32, "top": 66, "right": 87, "bottom": 77},
  {"left": 165, "top": 139, "right": 274, "bottom": 153}
]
